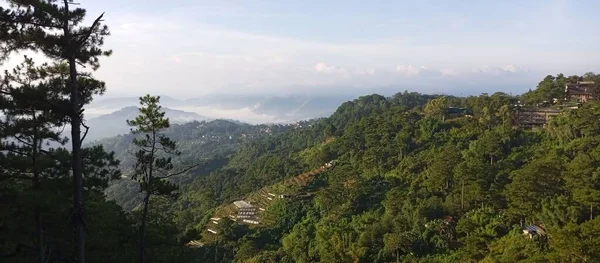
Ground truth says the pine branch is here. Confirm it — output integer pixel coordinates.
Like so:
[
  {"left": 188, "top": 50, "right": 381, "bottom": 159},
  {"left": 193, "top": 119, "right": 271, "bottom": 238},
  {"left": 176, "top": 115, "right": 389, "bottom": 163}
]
[
  {"left": 77, "top": 12, "right": 105, "bottom": 46},
  {"left": 11, "top": 135, "right": 34, "bottom": 148},
  {"left": 76, "top": 61, "right": 87, "bottom": 69},
  {"left": 0, "top": 17, "right": 62, "bottom": 29},
  {"left": 58, "top": 123, "right": 67, "bottom": 135},
  {"left": 158, "top": 145, "right": 179, "bottom": 155},
  {"left": 3, "top": 146, "right": 31, "bottom": 157},
  {"left": 140, "top": 147, "right": 153, "bottom": 153},
  {"left": 80, "top": 121, "right": 89, "bottom": 145},
  {"left": 4, "top": 137, "right": 60, "bottom": 160}
]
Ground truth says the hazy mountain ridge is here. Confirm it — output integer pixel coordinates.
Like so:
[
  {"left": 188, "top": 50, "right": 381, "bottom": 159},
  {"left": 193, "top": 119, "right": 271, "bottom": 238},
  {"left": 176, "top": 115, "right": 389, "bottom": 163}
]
[
  {"left": 81, "top": 106, "right": 210, "bottom": 143},
  {"left": 87, "top": 94, "right": 354, "bottom": 124}
]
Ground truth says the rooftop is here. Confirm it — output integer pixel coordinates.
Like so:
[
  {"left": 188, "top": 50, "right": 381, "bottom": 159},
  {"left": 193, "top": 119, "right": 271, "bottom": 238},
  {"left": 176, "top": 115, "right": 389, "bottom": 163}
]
[
  {"left": 517, "top": 107, "right": 561, "bottom": 113},
  {"left": 233, "top": 200, "right": 253, "bottom": 209},
  {"left": 566, "top": 81, "right": 595, "bottom": 86}
]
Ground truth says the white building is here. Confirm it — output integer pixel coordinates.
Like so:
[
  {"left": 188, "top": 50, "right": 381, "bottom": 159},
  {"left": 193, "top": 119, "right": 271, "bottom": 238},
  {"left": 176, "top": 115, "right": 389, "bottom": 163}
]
[{"left": 234, "top": 200, "right": 257, "bottom": 219}]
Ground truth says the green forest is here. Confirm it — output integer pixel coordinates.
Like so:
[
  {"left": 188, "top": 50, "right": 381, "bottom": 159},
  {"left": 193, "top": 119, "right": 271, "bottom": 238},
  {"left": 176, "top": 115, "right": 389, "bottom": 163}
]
[{"left": 2, "top": 1, "right": 600, "bottom": 263}]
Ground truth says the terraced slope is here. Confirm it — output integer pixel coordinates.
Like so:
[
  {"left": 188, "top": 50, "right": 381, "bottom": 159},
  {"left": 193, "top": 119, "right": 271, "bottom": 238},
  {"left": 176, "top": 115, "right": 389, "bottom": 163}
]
[{"left": 189, "top": 161, "right": 334, "bottom": 245}]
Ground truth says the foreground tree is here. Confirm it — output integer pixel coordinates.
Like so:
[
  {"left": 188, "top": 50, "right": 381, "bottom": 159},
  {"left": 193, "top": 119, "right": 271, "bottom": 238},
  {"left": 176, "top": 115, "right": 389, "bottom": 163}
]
[
  {"left": 0, "top": 57, "right": 67, "bottom": 263},
  {"left": 128, "top": 95, "right": 190, "bottom": 263},
  {"left": 1, "top": 60, "right": 122, "bottom": 263},
  {"left": 1, "top": 1, "right": 112, "bottom": 261}
]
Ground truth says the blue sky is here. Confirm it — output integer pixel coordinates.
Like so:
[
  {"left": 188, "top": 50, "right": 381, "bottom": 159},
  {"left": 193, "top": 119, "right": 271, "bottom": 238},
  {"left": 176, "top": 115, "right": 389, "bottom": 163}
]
[{"left": 73, "top": 0, "right": 600, "bottom": 98}]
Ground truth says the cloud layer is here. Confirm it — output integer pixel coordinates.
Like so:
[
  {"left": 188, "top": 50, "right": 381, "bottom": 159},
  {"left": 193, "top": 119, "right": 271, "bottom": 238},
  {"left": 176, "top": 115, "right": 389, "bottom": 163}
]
[{"left": 5, "top": 0, "right": 598, "bottom": 99}]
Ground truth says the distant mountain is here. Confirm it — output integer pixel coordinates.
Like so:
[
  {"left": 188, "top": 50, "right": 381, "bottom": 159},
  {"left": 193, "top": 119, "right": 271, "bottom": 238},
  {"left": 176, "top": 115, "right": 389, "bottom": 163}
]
[
  {"left": 87, "top": 94, "right": 354, "bottom": 124},
  {"left": 82, "top": 106, "right": 210, "bottom": 143}
]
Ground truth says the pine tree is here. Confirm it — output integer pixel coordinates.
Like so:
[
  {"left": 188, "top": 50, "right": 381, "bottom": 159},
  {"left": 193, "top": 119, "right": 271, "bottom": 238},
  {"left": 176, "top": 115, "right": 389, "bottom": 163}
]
[
  {"left": 1, "top": 2, "right": 111, "bottom": 261},
  {"left": 1, "top": 57, "right": 121, "bottom": 262},
  {"left": 0, "top": 57, "right": 67, "bottom": 263},
  {"left": 127, "top": 95, "right": 187, "bottom": 263}
]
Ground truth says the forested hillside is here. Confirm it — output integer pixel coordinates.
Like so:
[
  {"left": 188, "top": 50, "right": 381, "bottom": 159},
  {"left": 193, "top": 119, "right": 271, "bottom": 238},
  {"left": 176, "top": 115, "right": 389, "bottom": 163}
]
[
  {"left": 5, "top": 73, "right": 600, "bottom": 262},
  {"left": 4, "top": 1, "right": 600, "bottom": 263},
  {"left": 168, "top": 88, "right": 600, "bottom": 262},
  {"left": 95, "top": 119, "right": 294, "bottom": 210}
]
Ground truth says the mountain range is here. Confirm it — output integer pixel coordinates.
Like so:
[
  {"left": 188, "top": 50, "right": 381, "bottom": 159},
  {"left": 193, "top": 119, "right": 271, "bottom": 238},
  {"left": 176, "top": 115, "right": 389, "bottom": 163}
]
[
  {"left": 87, "top": 94, "right": 356, "bottom": 125},
  {"left": 81, "top": 106, "right": 210, "bottom": 143}
]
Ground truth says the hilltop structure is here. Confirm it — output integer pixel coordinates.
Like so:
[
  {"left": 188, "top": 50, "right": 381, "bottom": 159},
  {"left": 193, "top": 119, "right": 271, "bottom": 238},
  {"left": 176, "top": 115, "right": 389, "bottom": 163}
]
[
  {"left": 513, "top": 108, "right": 562, "bottom": 128},
  {"left": 565, "top": 81, "right": 595, "bottom": 103},
  {"left": 446, "top": 107, "right": 473, "bottom": 118},
  {"left": 514, "top": 81, "right": 595, "bottom": 128}
]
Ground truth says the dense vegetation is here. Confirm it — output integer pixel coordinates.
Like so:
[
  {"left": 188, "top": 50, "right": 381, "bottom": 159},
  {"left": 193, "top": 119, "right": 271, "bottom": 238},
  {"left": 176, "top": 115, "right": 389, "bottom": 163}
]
[
  {"left": 2, "top": 1, "right": 600, "bottom": 263},
  {"left": 96, "top": 118, "right": 294, "bottom": 211},
  {"left": 170, "top": 88, "right": 600, "bottom": 263}
]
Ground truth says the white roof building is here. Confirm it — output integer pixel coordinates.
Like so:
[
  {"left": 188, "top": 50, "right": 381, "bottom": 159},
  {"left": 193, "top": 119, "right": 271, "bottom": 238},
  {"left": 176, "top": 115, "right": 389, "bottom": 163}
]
[{"left": 233, "top": 200, "right": 253, "bottom": 209}]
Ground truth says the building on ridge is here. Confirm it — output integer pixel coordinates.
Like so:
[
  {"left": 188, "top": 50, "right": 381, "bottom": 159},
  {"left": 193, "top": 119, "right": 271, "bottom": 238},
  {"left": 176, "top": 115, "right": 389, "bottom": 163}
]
[
  {"left": 446, "top": 107, "right": 473, "bottom": 118},
  {"left": 513, "top": 107, "right": 561, "bottom": 128},
  {"left": 565, "top": 81, "right": 595, "bottom": 103}
]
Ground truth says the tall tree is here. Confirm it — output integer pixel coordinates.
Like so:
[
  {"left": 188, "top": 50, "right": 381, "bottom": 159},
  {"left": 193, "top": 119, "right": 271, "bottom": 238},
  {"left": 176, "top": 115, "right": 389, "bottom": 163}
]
[
  {"left": 0, "top": 57, "right": 66, "bottom": 263},
  {"left": 1, "top": 1, "right": 112, "bottom": 261},
  {"left": 128, "top": 95, "right": 187, "bottom": 263},
  {"left": 424, "top": 96, "right": 448, "bottom": 121}
]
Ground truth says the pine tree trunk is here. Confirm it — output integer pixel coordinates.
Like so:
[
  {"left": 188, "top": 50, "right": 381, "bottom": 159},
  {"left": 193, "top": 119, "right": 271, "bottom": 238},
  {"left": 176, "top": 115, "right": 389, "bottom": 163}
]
[
  {"left": 32, "top": 122, "right": 44, "bottom": 263},
  {"left": 35, "top": 206, "right": 44, "bottom": 263},
  {"left": 139, "top": 130, "right": 156, "bottom": 263},
  {"left": 70, "top": 61, "right": 85, "bottom": 263},
  {"left": 139, "top": 191, "right": 151, "bottom": 263},
  {"left": 64, "top": 1, "right": 85, "bottom": 261}
]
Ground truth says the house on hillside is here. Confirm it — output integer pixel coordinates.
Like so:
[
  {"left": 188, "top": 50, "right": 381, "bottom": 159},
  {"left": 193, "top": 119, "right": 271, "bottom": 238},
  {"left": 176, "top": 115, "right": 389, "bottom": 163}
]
[
  {"left": 234, "top": 200, "right": 257, "bottom": 219},
  {"left": 566, "top": 81, "right": 595, "bottom": 103},
  {"left": 522, "top": 225, "right": 546, "bottom": 239},
  {"left": 513, "top": 108, "right": 561, "bottom": 128},
  {"left": 446, "top": 107, "right": 473, "bottom": 118}
]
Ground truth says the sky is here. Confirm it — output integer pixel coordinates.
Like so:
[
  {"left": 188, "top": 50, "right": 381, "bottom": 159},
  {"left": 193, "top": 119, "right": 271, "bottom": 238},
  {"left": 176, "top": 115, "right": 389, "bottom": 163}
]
[{"left": 6, "top": 0, "right": 600, "bottom": 99}]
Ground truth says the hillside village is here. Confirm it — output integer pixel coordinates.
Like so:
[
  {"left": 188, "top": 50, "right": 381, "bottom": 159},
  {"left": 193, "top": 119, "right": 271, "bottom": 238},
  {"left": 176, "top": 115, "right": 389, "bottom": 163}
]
[
  {"left": 512, "top": 81, "right": 596, "bottom": 128},
  {"left": 442, "top": 81, "right": 597, "bottom": 128},
  {"left": 187, "top": 161, "right": 334, "bottom": 247}
]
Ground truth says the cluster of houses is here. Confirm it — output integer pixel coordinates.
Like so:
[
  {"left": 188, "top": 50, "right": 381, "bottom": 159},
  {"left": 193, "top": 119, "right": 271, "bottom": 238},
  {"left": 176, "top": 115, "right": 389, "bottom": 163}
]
[
  {"left": 513, "top": 81, "right": 595, "bottom": 128},
  {"left": 441, "top": 81, "right": 596, "bottom": 128},
  {"left": 205, "top": 194, "right": 286, "bottom": 235}
]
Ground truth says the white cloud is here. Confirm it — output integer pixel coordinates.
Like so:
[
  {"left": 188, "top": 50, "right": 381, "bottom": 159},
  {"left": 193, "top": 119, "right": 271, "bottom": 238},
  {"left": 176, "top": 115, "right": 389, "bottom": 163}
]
[
  {"left": 360, "top": 68, "right": 377, "bottom": 76},
  {"left": 396, "top": 65, "right": 422, "bottom": 77},
  {"left": 502, "top": 65, "right": 521, "bottom": 73},
  {"left": 440, "top": 68, "right": 460, "bottom": 76},
  {"left": 475, "top": 64, "right": 525, "bottom": 75},
  {"left": 175, "top": 105, "right": 278, "bottom": 124},
  {"left": 55, "top": 2, "right": 600, "bottom": 98},
  {"left": 314, "top": 62, "right": 347, "bottom": 76}
]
